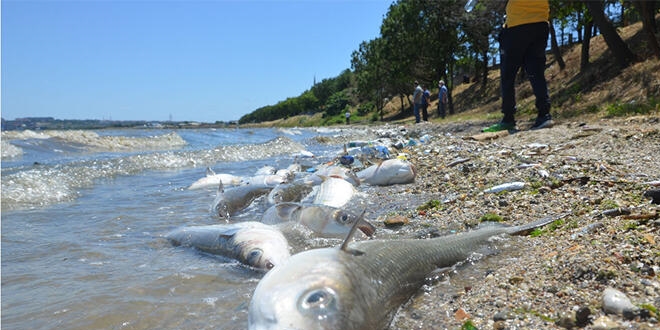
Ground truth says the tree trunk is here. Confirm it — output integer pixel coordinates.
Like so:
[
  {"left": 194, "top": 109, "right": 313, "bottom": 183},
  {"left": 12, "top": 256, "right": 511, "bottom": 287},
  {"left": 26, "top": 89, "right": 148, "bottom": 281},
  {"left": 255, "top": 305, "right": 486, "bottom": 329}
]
[
  {"left": 584, "top": 0, "right": 637, "bottom": 68},
  {"left": 633, "top": 1, "right": 660, "bottom": 58},
  {"left": 448, "top": 61, "right": 455, "bottom": 115},
  {"left": 481, "top": 49, "right": 488, "bottom": 88},
  {"left": 549, "top": 20, "right": 566, "bottom": 70},
  {"left": 581, "top": 20, "right": 593, "bottom": 72}
]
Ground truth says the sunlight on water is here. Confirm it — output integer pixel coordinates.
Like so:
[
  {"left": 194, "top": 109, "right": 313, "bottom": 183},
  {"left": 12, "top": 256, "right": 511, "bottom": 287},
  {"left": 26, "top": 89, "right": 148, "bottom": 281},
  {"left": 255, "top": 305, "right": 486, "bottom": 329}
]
[{"left": 2, "top": 136, "right": 306, "bottom": 210}]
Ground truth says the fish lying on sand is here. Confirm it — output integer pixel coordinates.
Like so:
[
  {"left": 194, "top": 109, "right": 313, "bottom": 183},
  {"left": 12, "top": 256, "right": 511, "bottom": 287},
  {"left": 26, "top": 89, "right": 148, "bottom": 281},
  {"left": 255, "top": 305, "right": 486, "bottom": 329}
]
[
  {"left": 213, "top": 182, "right": 273, "bottom": 219},
  {"left": 261, "top": 202, "right": 375, "bottom": 238},
  {"left": 165, "top": 222, "right": 290, "bottom": 271},
  {"left": 357, "top": 158, "right": 416, "bottom": 186},
  {"left": 188, "top": 167, "right": 243, "bottom": 190},
  {"left": 248, "top": 214, "right": 567, "bottom": 329}
]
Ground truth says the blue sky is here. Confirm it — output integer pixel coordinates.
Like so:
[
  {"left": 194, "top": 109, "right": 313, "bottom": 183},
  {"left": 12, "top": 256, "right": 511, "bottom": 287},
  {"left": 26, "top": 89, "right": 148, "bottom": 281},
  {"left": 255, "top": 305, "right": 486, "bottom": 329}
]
[{"left": 1, "top": 0, "right": 391, "bottom": 123}]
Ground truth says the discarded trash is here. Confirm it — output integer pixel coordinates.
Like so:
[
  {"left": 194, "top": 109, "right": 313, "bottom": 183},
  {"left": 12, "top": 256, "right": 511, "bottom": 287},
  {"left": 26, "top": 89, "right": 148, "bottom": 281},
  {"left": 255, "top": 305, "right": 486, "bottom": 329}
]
[
  {"left": 339, "top": 155, "right": 355, "bottom": 166},
  {"left": 483, "top": 181, "right": 526, "bottom": 193}
]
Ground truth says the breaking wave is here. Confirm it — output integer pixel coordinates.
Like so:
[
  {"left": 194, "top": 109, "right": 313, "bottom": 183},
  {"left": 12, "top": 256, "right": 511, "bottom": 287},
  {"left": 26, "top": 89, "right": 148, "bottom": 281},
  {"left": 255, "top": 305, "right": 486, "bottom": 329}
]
[
  {"left": 1, "top": 136, "right": 305, "bottom": 210},
  {"left": 2, "top": 129, "right": 187, "bottom": 152}
]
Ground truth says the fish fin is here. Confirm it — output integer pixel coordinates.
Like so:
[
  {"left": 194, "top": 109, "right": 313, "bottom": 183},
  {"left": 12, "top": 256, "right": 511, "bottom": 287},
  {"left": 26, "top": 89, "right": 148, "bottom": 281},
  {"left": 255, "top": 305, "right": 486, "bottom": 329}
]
[
  {"left": 508, "top": 213, "right": 571, "bottom": 236},
  {"left": 217, "top": 181, "right": 225, "bottom": 195},
  {"left": 206, "top": 167, "right": 216, "bottom": 176},
  {"left": 339, "top": 208, "right": 367, "bottom": 252},
  {"left": 347, "top": 170, "right": 361, "bottom": 187}
]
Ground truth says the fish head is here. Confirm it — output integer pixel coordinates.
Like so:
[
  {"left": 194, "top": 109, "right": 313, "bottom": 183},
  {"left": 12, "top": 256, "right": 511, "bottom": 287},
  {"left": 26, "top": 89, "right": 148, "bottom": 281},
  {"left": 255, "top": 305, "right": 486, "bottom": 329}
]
[
  {"left": 213, "top": 200, "right": 231, "bottom": 219},
  {"left": 248, "top": 248, "right": 364, "bottom": 330},
  {"left": 234, "top": 227, "right": 291, "bottom": 271},
  {"left": 298, "top": 207, "right": 375, "bottom": 238}
]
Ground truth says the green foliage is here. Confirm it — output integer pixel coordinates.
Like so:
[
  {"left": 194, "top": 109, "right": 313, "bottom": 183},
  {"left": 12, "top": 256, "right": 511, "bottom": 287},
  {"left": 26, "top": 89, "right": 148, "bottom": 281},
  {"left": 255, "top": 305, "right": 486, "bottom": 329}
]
[
  {"left": 417, "top": 199, "right": 441, "bottom": 211},
  {"left": 600, "top": 199, "right": 619, "bottom": 209},
  {"left": 640, "top": 303, "right": 658, "bottom": 316},
  {"left": 605, "top": 98, "right": 658, "bottom": 117},
  {"left": 357, "top": 101, "right": 375, "bottom": 116},
  {"left": 324, "top": 91, "right": 350, "bottom": 116},
  {"left": 480, "top": 213, "right": 503, "bottom": 222},
  {"left": 461, "top": 320, "right": 478, "bottom": 330},
  {"left": 530, "top": 219, "right": 564, "bottom": 237}
]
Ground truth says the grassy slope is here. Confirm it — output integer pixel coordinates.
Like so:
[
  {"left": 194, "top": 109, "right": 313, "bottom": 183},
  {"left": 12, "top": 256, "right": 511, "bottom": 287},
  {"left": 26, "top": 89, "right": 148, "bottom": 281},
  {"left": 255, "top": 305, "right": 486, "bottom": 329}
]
[{"left": 250, "top": 18, "right": 660, "bottom": 127}]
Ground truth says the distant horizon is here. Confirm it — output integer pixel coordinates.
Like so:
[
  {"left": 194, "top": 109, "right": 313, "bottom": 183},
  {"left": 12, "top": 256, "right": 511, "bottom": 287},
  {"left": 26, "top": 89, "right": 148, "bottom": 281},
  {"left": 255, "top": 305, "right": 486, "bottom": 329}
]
[
  {"left": 1, "top": 1, "right": 392, "bottom": 123},
  {"left": 2, "top": 115, "right": 232, "bottom": 123}
]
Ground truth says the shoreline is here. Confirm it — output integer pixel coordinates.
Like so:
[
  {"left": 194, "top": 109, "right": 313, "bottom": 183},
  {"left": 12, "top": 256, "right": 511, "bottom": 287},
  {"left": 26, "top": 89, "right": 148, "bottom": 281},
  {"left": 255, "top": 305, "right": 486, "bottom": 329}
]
[{"left": 343, "top": 115, "right": 659, "bottom": 329}]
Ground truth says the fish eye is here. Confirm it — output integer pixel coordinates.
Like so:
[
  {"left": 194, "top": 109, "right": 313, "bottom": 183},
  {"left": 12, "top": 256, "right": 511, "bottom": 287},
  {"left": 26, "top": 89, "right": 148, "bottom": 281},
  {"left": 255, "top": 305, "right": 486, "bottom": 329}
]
[
  {"left": 246, "top": 249, "right": 263, "bottom": 266},
  {"left": 265, "top": 261, "right": 275, "bottom": 270},
  {"left": 299, "top": 288, "right": 337, "bottom": 313},
  {"left": 336, "top": 211, "right": 351, "bottom": 224}
]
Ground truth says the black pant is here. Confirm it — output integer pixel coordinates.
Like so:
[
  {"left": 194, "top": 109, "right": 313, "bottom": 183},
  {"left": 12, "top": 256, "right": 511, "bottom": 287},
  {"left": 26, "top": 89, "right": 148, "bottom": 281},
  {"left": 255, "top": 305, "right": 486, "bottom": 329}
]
[{"left": 499, "top": 22, "right": 550, "bottom": 122}]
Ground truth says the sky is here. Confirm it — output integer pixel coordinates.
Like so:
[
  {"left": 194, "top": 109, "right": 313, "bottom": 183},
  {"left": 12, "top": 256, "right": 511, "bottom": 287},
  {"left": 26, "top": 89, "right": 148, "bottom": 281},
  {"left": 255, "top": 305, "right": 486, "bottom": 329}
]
[{"left": 1, "top": 0, "right": 392, "bottom": 123}]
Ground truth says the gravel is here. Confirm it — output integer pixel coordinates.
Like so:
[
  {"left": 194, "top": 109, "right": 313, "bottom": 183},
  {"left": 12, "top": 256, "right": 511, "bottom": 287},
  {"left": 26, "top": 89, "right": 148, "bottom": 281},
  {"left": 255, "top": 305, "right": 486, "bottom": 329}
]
[{"left": 334, "top": 115, "right": 660, "bottom": 330}]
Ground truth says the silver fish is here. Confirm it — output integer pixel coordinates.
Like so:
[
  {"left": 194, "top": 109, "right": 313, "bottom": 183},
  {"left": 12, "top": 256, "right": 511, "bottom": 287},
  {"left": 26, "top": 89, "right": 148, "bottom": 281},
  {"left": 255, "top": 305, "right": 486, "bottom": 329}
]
[
  {"left": 188, "top": 167, "right": 243, "bottom": 190},
  {"left": 165, "top": 222, "right": 290, "bottom": 271},
  {"left": 313, "top": 176, "right": 356, "bottom": 208},
  {"left": 267, "top": 181, "right": 314, "bottom": 205},
  {"left": 248, "top": 214, "right": 566, "bottom": 330},
  {"left": 356, "top": 159, "right": 416, "bottom": 186},
  {"left": 213, "top": 182, "right": 273, "bottom": 219},
  {"left": 261, "top": 202, "right": 375, "bottom": 238}
]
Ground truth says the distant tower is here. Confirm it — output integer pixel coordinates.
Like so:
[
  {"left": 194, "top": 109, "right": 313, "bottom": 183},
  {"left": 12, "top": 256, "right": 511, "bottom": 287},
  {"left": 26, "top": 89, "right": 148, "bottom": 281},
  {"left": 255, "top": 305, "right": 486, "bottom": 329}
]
[
  {"left": 313, "top": 75, "right": 316, "bottom": 86},
  {"left": 169, "top": 113, "right": 173, "bottom": 122}
]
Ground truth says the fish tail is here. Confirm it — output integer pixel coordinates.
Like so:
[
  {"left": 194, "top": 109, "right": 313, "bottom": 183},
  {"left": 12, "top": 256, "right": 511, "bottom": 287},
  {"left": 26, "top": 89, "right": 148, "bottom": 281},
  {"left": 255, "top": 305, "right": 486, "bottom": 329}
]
[{"left": 507, "top": 213, "right": 570, "bottom": 236}]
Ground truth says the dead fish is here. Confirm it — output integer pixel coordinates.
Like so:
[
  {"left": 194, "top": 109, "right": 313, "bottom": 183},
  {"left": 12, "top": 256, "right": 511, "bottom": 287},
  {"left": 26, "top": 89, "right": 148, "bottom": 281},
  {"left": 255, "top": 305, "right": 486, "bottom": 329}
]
[
  {"left": 261, "top": 202, "right": 375, "bottom": 238},
  {"left": 254, "top": 165, "right": 277, "bottom": 176},
  {"left": 267, "top": 181, "right": 315, "bottom": 205},
  {"left": 165, "top": 222, "right": 290, "bottom": 271},
  {"left": 188, "top": 167, "right": 243, "bottom": 190},
  {"left": 310, "top": 165, "right": 360, "bottom": 186},
  {"left": 356, "top": 158, "right": 416, "bottom": 186},
  {"left": 242, "top": 174, "right": 289, "bottom": 187},
  {"left": 213, "top": 182, "right": 273, "bottom": 219},
  {"left": 483, "top": 181, "right": 526, "bottom": 193},
  {"left": 313, "top": 176, "right": 357, "bottom": 208},
  {"left": 248, "top": 214, "right": 567, "bottom": 330}
]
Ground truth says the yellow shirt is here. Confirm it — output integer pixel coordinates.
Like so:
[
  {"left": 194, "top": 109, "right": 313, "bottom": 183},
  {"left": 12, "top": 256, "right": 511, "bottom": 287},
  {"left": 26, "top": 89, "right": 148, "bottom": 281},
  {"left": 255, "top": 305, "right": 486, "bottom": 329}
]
[{"left": 505, "top": 0, "right": 549, "bottom": 28}]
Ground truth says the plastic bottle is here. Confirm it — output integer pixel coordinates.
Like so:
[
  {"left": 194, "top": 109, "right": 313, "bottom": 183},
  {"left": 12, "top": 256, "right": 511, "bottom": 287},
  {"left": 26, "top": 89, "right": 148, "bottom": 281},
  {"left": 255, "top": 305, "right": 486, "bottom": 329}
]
[{"left": 465, "top": 0, "right": 477, "bottom": 12}]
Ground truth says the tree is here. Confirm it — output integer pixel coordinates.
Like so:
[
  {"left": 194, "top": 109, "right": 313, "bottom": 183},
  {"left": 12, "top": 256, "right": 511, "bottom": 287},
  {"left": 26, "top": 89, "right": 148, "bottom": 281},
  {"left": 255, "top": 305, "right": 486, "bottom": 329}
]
[
  {"left": 584, "top": 0, "right": 637, "bottom": 68},
  {"left": 632, "top": 1, "right": 660, "bottom": 58},
  {"left": 352, "top": 38, "right": 388, "bottom": 120}
]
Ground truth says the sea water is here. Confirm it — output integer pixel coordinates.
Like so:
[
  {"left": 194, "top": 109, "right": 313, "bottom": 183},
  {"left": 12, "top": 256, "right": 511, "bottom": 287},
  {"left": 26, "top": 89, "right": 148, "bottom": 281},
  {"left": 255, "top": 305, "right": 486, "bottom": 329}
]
[{"left": 1, "top": 127, "right": 353, "bottom": 330}]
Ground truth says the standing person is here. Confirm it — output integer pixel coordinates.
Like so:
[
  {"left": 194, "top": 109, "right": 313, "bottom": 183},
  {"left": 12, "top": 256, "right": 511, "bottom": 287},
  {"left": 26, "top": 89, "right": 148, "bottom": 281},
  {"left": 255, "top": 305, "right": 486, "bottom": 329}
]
[
  {"left": 438, "top": 80, "right": 448, "bottom": 119},
  {"left": 412, "top": 81, "right": 423, "bottom": 123},
  {"left": 345, "top": 111, "right": 350, "bottom": 125},
  {"left": 483, "top": 0, "right": 553, "bottom": 132},
  {"left": 421, "top": 85, "right": 430, "bottom": 122}
]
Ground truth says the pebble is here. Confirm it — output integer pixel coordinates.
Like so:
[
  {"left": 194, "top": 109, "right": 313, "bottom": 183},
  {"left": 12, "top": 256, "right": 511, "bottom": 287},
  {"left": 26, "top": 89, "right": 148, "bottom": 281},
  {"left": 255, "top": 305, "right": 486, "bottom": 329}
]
[
  {"left": 602, "top": 287, "right": 638, "bottom": 316},
  {"left": 575, "top": 306, "right": 591, "bottom": 327},
  {"left": 591, "top": 315, "right": 620, "bottom": 330}
]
